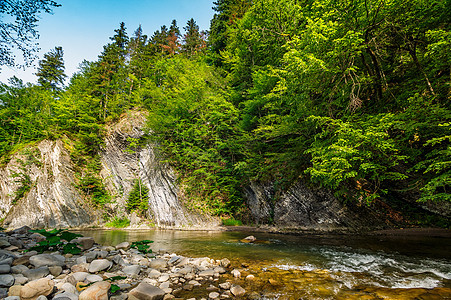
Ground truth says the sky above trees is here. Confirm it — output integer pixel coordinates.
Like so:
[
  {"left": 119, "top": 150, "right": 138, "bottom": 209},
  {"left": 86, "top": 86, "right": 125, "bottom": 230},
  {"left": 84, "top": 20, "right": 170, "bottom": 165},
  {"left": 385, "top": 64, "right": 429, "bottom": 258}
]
[{"left": 0, "top": 0, "right": 214, "bottom": 84}]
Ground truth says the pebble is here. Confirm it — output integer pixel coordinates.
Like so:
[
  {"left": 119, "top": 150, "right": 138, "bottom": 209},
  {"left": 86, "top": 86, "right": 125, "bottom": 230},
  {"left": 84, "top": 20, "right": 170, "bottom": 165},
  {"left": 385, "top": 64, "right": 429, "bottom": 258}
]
[{"left": 209, "top": 291, "right": 220, "bottom": 299}]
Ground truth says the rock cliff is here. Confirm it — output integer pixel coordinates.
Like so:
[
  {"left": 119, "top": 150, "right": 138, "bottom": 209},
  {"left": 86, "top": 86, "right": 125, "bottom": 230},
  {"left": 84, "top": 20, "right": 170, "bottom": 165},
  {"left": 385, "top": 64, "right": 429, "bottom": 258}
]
[
  {"left": 243, "top": 180, "right": 384, "bottom": 231},
  {"left": 100, "top": 110, "right": 217, "bottom": 228},
  {"left": 0, "top": 140, "right": 98, "bottom": 228},
  {"left": 0, "top": 111, "right": 217, "bottom": 229}
]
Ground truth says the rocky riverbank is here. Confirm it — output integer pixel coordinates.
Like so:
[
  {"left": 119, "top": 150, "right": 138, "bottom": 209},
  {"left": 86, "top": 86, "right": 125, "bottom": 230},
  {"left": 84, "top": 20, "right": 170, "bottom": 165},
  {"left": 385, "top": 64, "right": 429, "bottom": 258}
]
[{"left": 0, "top": 226, "right": 248, "bottom": 300}]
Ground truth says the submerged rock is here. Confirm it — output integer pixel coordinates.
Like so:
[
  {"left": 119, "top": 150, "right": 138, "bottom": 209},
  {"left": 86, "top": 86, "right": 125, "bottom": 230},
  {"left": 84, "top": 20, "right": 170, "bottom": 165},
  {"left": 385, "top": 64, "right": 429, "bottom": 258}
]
[{"left": 128, "top": 282, "right": 165, "bottom": 300}]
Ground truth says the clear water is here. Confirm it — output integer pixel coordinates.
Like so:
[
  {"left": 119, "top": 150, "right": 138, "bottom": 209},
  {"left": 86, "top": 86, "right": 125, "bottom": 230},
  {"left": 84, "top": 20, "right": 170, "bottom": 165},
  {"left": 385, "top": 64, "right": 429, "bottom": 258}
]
[{"left": 76, "top": 229, "right": 451, "bottom": 299}]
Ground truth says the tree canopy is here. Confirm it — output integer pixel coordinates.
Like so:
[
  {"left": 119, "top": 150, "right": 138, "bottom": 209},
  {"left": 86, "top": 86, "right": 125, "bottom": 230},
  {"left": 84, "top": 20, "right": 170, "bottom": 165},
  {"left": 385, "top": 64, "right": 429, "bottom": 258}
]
[{"left": 0, "top": 1, "right": 449, "bottom": 225}]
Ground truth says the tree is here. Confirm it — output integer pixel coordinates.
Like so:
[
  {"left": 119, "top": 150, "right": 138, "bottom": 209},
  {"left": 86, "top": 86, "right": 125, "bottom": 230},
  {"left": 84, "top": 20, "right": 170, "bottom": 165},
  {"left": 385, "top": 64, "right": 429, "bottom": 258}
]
[
  {"left": 182, "top": 18, "right": 206, "bottom": 56},
  {"left": 0, "top": 0, "right": 60, "bottom": 69},
  {"left": 36, "top": 46, "right": 66, "bottom": 90}
]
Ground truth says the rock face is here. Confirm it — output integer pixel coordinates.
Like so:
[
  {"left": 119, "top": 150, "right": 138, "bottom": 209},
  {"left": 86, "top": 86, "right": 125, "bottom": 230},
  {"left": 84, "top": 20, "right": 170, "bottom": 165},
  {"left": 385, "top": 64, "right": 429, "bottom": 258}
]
[
  {"left": 0, "top": 110, "right": 217, "bottom": 229},
  {"left": 244, "top": 180, "right": 382, "bottom": 231},
  {"left": 100, "top": 110, "right": 217, "bottom": 227},
  {"left": 0, "top": 140, "right": 98, "bottom": 229}
]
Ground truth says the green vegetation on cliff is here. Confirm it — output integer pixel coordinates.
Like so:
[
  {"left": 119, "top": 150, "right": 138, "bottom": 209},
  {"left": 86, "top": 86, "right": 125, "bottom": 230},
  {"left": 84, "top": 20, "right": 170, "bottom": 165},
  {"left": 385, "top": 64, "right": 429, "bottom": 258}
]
[{"left": 0, "top": 0, "right": 449, "bottom": 223}]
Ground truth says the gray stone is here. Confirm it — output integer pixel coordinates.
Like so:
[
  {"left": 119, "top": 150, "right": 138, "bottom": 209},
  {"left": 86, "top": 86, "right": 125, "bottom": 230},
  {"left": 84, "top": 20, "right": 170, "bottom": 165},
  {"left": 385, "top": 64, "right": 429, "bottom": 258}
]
[
  {"left": 29, "top": 233, "right": 46, "bottom": 243},
  {"left": 149, "top": 258, "right": 167, "bottom": 270},
  {"left": 35, "top": 296, "right": 48, "bottom": 300},
  {"left": 110, "top": 294, "right": 128, "bottom": 300},
  {"left": 0, "top": 256, "right": 14, "bottom": 266},
  {"left": 241, "top": 235, "right": 256, "bottom": 243},
  {"left": 76, "top": 256, "right": 87, "bottom": 264},
  {"left": 113, "top": 255, "right": 127, "bottom": 266},
  {"left": 0, "top": 287, "right": 9, "bottom": 298},
  {"left": 176, "top": 266, "right": 193, "bottom": 275},
  {"left": 159, "top": 282, "right": 170, "bottom": 289},
  {"left": 61, "top": 282, "right": 78, "bottom": 294},
  {"left": 72, "top": 237, "right": 95, "bottom": 250},
  {"left": 0, "top": 274, "right": 14, "bottom": 287},
  {"left": 123, "top": 265, "right": 141, "bottom": 276},
  {"left": 219, "top": 282, "right": 231, "bottom": 290},
  {"left": 8, "top": 238, "right": 24, "bottom": 249},
  {"left": 128, "top": 282, "right": 165, "bottom": 300},
  {"left": 53, "top": 293, "right": 78, "bottom": 300},
  {"left": 88, "top": 259, "right": 112, "bottom": 273},
  {"left": 230, "top": 285, "right": 246, "bottom": 297},
  {"left": 148, "top": 269, "right": 161, "bottom": 279},
  {"left": 11, "top": 264, "right": 29, "bottom": 274},
  {"left": 49, "top": 265, "right": 63, "bottom": 276},
  {"left": 0, "top": 264, "right": 11, "bottom": 273},
  {"left": 24, "top": 266, "right": 49, "bottom": 281},
  {"left": 29, "top": 254, "right": 65, "bottom": 268},
  {"left": 86, "top": 274, "right": 103, "bottom": 283},
  {"left": 115, "top": 242, "right": 130, "bottom": 250},
  {"left": 231, "top": 269, "right": 241, "bottom": 278},
  {"left": 213, "top": 266, "right": 226, "bottom": 274},
  {"left": 5, "top": 297, "right": 21, "bottom": 300},
  {"left": 0, "top": 238, "right": 11, "bottom": 248},
  {"left": 72, "top": 271, "right": 88, "bottom": 282},
  {"left": 158, "top": 274, "right": 169, "bottom": 282},
  {"left": 209, "top": 292, "right": 220, "bottom": 299},
  {"left": 168, "top": 256, "right": 181, "bottom": 265},
  {"left": 199, "top": 269, "right": 214, "bottom": 277},
  {"left": 13, "top": 274, "right": 28, "bottom": 285}
]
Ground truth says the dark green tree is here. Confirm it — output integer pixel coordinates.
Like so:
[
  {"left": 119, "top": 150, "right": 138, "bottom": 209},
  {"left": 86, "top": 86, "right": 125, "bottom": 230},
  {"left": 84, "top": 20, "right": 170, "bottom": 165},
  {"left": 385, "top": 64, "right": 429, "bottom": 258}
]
[
  {"left": 182, "top": 18, "right": 206, "bottom": 56},
  {"left": 36, "top": 46, "right": 67, "bottom": 90}
]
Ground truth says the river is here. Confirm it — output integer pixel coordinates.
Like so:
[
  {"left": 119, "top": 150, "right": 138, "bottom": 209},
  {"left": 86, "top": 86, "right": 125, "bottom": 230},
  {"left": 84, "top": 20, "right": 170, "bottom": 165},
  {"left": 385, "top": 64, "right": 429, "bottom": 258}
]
[{"left": 76, "top": 229, "right": 451, "bottom": 299}]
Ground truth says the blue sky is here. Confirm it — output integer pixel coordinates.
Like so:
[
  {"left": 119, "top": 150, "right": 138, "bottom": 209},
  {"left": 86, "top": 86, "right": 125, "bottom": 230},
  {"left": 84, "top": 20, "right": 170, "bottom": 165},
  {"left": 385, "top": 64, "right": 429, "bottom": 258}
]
[{"left": 0, "top": 0, "right": 215, "bottom": 84}]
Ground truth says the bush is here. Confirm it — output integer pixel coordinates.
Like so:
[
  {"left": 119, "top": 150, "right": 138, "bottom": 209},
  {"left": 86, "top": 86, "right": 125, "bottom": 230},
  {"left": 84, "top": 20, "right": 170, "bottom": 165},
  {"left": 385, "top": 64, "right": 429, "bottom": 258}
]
[{"left": 105, "top": 217, "right": 130, "bottom": 228}]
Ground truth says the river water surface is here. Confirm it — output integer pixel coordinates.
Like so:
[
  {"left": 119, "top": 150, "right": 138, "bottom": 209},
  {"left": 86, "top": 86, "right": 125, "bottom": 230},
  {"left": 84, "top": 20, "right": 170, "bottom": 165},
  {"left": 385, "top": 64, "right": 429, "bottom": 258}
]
[{"left": 76, "top": 229, "right": 451, "bottom": 299}]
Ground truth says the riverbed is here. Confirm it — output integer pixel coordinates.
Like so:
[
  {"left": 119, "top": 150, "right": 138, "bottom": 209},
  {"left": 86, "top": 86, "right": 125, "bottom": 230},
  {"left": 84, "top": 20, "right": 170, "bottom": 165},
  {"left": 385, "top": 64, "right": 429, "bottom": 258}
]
[{"left": 76, "top": 229, "right": 451, "bottom": 299}]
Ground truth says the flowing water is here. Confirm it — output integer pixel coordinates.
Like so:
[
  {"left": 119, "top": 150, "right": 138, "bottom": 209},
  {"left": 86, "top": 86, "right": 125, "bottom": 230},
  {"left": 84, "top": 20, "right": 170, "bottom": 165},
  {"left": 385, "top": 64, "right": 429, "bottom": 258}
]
[{"left": 76, "top": 229, "right": 451, "bottom": 299}]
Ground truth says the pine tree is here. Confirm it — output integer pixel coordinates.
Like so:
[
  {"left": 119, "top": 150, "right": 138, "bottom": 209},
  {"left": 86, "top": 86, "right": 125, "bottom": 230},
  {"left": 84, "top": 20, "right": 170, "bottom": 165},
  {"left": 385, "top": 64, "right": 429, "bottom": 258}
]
[
  {"left": 169, "top": 19, "right": 180, "bottom": 38},
  {"left": 182, "top": 18, "right": 206, "bottom": 56},
  {"left": 111, "top": 22, "right": 129, "bottom": 58},
  {"left": 35, "top": 46, "right": 67, "bottom": 91}
]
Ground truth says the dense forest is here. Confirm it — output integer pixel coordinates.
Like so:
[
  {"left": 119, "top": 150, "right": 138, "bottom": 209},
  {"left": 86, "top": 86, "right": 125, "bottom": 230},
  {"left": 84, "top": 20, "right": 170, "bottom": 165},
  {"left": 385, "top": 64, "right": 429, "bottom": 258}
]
[{"left": 1, "top": 0, "right": 450, "bottom": 225}]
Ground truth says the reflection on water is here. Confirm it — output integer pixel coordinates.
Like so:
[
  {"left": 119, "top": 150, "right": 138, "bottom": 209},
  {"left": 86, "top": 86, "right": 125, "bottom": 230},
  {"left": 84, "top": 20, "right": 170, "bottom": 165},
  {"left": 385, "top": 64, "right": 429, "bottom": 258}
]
[{"left": 76, "top": 229, "right": 451, "bottom": 298}]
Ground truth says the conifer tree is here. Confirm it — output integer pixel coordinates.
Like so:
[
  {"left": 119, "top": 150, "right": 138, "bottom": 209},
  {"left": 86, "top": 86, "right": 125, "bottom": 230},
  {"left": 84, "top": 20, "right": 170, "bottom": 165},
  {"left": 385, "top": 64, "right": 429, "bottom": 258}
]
[
  {"left": 182, "top": 18, "right": 206, "bottom": 56},
  {"left": 35, "top": 46, "right": 66, "bottom": 91}
]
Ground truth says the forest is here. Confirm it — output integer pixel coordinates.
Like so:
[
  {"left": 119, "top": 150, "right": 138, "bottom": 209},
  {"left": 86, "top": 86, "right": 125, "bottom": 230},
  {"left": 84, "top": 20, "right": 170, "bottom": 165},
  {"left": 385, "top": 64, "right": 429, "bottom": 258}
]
[{"left": 1, "top": 0, "right": 450, "bottom": 225}]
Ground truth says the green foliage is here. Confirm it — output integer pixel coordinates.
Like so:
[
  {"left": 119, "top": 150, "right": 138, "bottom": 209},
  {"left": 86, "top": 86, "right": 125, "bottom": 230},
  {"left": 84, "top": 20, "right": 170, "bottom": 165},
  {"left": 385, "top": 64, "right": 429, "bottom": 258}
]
[
  {"left": 221, "top": 217, "right": 243, "bottom": 226},
  {"left": 130, "top": 240, "right": 153, "bottom": 253},
  {"left": 28, "top": 229, "right": 83, "bottom": 254},
  {"left": 126, "top": 179, "right": 149, "bottom": 214},
  {"left": 305, "top": 114, "right": 407, "bottom": 203},
  {"left": 36, "top": 46, "right": 67, "bottom": 91},
  {"left": 105, "top": 217, "right": 130, "bottom": 228},
  {"left": 142, "top": 56, "right": 243, "bottom": 215},
  {"left": 415, "top": 123, "right": 451, "bottom": 203}
]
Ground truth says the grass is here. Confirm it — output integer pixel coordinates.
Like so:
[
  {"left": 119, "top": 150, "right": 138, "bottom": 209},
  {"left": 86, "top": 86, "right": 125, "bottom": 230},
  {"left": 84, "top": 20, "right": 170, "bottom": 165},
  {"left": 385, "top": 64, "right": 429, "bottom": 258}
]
[
  {"left": 105, "top": 217, "right": 130, "bottom": 228},
  {"left": 221, "top": 217, "right": 243, "bottom": 226}
]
